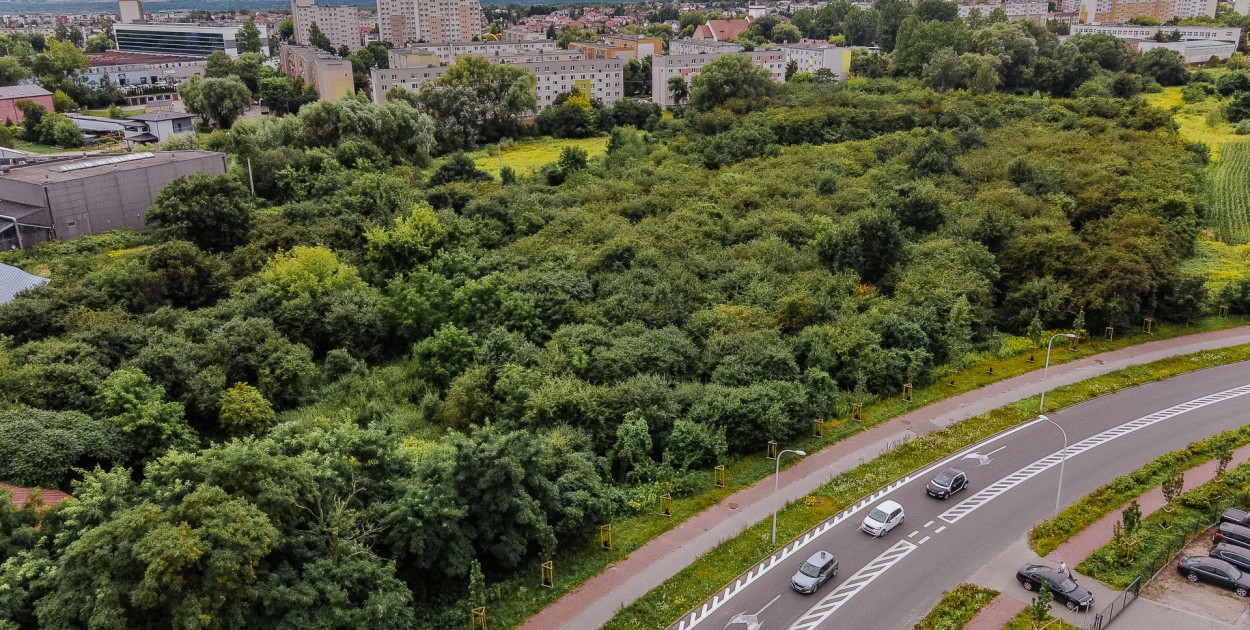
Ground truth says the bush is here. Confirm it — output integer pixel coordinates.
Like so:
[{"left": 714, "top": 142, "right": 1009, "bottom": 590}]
[{"left": 1235, "top": 120, "right": 1250, "bottom": 135}]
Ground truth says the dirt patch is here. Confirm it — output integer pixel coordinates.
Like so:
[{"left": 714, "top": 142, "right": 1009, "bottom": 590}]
[{"left": 1140, "top": 526, "right": 1249, "bottom": 625}]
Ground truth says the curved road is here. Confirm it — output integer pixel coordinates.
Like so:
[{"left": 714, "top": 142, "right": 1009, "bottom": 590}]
[{"left": 672, "top": 361, "right": 1250, "bottom": 630}]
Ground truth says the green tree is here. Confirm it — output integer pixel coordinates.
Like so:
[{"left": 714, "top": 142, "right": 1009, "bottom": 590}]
[
  {"left": 365, "top": 202, "right": 447, "bottom": 273},
  {"left": 429, "top": 152, "right": 493, "bottom": 185},
  {"left": 279, "top": 18, "right": 295, "bottom": 42},
  {"left": 667, "top": 75, "right": 689, "bottom": 107},
  {"left": 147, "top": 172, "right": 255, "bottom": 252},
  {"left": 197, "top": 76, "right": 252, "bottom": 128},
  {"left": 259, "top": 75, "right": 296, "bottom": 115},
  {"left": 1136, "top": 47, "right": 1190, "bottom": 86},
  {"left": 0, "top": 408, "right": 131, "bottom": 488},
  {"left": 943, "top": 296, "right": 973, "bottom": 365},
  {"left": 613, "top": 411, "right": 655, "bottom": 481},
  {"left": 689, "top": 53, "right": 775, "bottom": 112},
  {"left": 873, "top": 0, "right": 914, "bottom": 51},
  {"left": 36, "top": 112, "right": 83, "bottom": 147},
  {"left": 1030, "top": 578, "right": 1053, "bottom": 621},
  {"left": 205, "top": 49, "right": 233, "bottom": 78},
  {"left": 892, "top": 16, "right": 969, "bottom": 77},
  {"left": 308, "top": 21, "right": 333, "bottom": 52},
  {"left": 96, "top": 368, "right": 196, "bottom": 461},
  {"left": 217, "top": 382, "right": 275, "bottom": 437},
  {"left": 51, "top": 89, "right": 74, "bottom": 113},
  {"left": 915, "top": 0, "right": 959, "bottom": 21},
  {"left": 0, "top": 57, "right": 31, "bottom": 86},
  {"left": 772, "top": 22, "right": 802, "bottom": 43},
  {"left": 436, "top": 55, "right": 537, "bottom": 141},
  {"left": 84, "top": 32, "right": 114, "bottom": 52},
  {"left": 412, "top": 323, "right": 477, "bottom": 389},
  {"left": 237, "top": 18, "right": 263, "bottom": 54}
]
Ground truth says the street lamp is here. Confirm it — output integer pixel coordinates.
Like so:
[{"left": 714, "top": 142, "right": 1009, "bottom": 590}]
[
  {"left": 1039, "top": 333, "right": 1077, "bottom": 519},
  {"left": 772, "top": 448, "right": 807, "bottom": 544}
]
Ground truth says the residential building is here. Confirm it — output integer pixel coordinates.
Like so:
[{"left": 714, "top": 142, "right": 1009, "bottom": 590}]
[
  {"left": 117, "top": 0, "right": 144, "bottom": 24},
  {"left": 127, "top": 111, "right": 197, "bottom": 143},
  {"left": 1069, "top": 23, "right": 1239, "bottom": 41},
  {"left": 279, "top": 44, "right": 355, "bottom": 100},
  {"left": 291, "top": 0, "right": 361, "bottom": 52},
  {"left": 0, "top": 482, "right": 70, "bottom": 510},
  {"left": 0, "top": 264, "right": 48, "bottom": 304},
  {"left": 670, "top": 39, "right": 744, "bottom": 55},
  {"left": 568, "top": 34, "right": 664, "bottom": 61},
  {"left": 652, "top": 50, "right": 787, "bottom": 108},
  {"left": 0, "top": 85, "right": 54, "bottom": 124},
  {"left": 389, "top": 40, "right": 556, "bottom": 64},
  {"left": 748, "top": 3, "right": 768, "bottom": 18},
  {"left": 0, "top": 151, "right": 227, "bottom": 248},
  {"left": 1078, "top": 0, "right": 1216, "bottom": 23},
  {"left": 66, "top": 113, "right": 150, "bottom": 145},
  {"left": 499, "top": 28, "right": 547, "bottom": 42},
  {"left": 377, "top": 0, "right": 482, "bottom": 46},
  {"left": 692, "top": 18, "right": 752, "bottom": 41},
  {"left": 958, "top": 1, "right": 1049, "bottom": 24},
  {"left": 780, "top": 43, "right": 852, "bottom": 76},
  {"left": 114, "top": 22, "right": 270, "bottom": 58},
  {"left": 371, "top": 57, "right": 625, "bottom": 108},
  {"left": 84, "top": 51, "right": 206, "bottom": 87}
]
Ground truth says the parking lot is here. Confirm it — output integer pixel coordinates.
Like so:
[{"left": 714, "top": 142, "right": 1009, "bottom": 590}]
[{"left": 1140, "top": 526, "right": 1250, "bottom": 626}]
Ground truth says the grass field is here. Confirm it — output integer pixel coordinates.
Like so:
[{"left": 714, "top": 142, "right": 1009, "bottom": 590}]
[
  {"left": 1179, "top": 237, "right": 1250, "bottom": 295},
  {"left": 1205, "top": 141, "right": 1250, "bottom": 244},
  {"left": 1146, "top": 87, "right": 1242, "bottom": 160},
  {"left": 471, "top": 136, "right": 608, "bottom": 179}
]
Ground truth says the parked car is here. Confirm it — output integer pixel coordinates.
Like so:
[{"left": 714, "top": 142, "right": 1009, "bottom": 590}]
[
  {"left": 1016, "top": 563, "right": 1095, "bottom": 611},
  {"left": 860, "top": 500, "right": 905, "bottom": 537},
  {"left": 791, "top": 550, "right": 838, "bottom": 594},
  {"left": 1210, "top": 543, "right": 1250, "bottom": 572},
  {"left": 1178, "top": 555, "right": 1250, "bottom": 596},
  {"left": 926, "top": 467, "right": 968, "bottom": 499},
  {"left": 1222, "top": 507, "right": 1250, "bottom": 527},
  {"left": 1213, "top": 522, "right": 1250, "bottom": 551}
]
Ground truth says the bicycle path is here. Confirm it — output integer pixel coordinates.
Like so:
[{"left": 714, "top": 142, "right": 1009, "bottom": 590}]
[{"left": 517, "top": 326, "right": 1250, "bottom": 630}]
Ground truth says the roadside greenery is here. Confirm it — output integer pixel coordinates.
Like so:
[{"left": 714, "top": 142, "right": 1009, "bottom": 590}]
[
  {"left": 602, "top": 345, "right": 1250, "bottom": 630},
  {"left": 1001, "top": 607, "right": 1080, "bottom": 630},
  {"left": 1077, "top": 460, "right": 1250, "bottom": 588},
  {"left": 1031, "top": 424, "right": 1250, "bottom": 556},
  {"left": 914, "top": 584, "right": 998, "bottom": 630}
]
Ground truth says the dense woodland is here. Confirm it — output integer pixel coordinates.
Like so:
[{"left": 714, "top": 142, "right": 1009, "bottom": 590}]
[{"left": 2, "top": 7, "right": 1249, "bottom": 629}]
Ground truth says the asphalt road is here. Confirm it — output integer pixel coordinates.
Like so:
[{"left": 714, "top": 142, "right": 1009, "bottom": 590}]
[{"left": 674, "top": 361, "right": 1250, "bottom": 630}]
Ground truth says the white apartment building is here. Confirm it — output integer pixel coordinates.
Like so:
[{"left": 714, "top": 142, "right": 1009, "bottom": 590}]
[
  {"left": 391, "top": 40, "right": 557, "bottom": 64},
  {"left": 669, "top": 39, "right": 744, "bottom": 55},
  {"left": 291, "top": 0, "right": 361, "bottom": 52},
  {"left": 1078, "top": 0, "right": 1216, "bottom": 23},
  {"left": 781, "top": 43, "right": 852, "bottom": 76},
  {"left": 958, "top": 1, "right": 1050, "bottom": 24},
  {"left": 377, "top": 0, "right": 481, "bottom": 46},
  {"left": 652, "top": 45, "right": 851, "bottom": 108},
  {"left": 1070, "top": 23, "right": 1239, "bottom": 41},
  {"left": 371, "top": 57, "right": 625, "bottom": 108}
]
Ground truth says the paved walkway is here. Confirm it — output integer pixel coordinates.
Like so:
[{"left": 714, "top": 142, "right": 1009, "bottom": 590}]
[
  {"left": 517, "top": 326, "right": 1250, "bottom": 630},
  {"left": 963, "top": 593, "right": 1027, "bottom": 630}
]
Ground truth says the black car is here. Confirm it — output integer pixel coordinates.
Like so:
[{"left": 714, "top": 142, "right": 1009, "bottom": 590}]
[
  {"left": 1210, "top": 543, "right": 1250, "bottom": 572},
  {"left": 791, "top": 550, "right": 838, "bottom": 594},
  {"left": 1213, "top": 522, "right": 1250, "bottom": 551},
  {"left": 1178, "top": 555, "right": 1250, "bottom": 596},
  {"left": 1016, "top": 563, "right": 1095, "bottom": 611},
  {"left": 926, "top": 467, "right": 968, "bottom": 499}
]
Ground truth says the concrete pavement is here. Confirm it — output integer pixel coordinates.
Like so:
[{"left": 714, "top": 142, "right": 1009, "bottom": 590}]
[{"left": 517, "top": 326, "right": 1250, "bottom": 630}]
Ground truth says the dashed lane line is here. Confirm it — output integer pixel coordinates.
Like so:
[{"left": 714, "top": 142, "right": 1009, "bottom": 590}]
[{"left": 786, "top": 540, "right": 919, "bottom": 630}]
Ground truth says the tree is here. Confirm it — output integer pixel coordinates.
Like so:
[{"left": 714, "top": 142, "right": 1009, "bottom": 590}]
[
  {"left": 873, "top": 0, "right": 914, "bottom": 51},
  {"left": 915, "top": 0, "right": 959, "bottom": 21},
  {"left": 218, "top": 382, "right": 275, "bottom": 437},
  {"left": 1122, "top": 498, "right": 1141, "bottom": 535},
  {"left": 429, "top": 152, "right": 493, "bottom": 185},
  {"left": 205, "top": 49, "right": 233, "bottom": 78},
  {"left": 1162, "top": 469, "right": 1183, "bottom": 512},
  {"left": 1030, "top": 578, "right": 1053, "bottom": 621},
  {"left": 84, "top": 32, "right": 114, "bottom": 53},
  {"left": 689, "top": 53, "right": 775, "bottom": 112},
  {"left": 943, "top": 296, "right": 973, "bottom": 366},
  {"left": 259, "top": 75, "right": 296, "bottom": 115},
  {"left": 36, "top": 112, "right": 83, "bottom": 147},
  {"left": 237, "top": 18, "right": 263, "bottom": 54},
  {"left": 892, "top": 16, "right": 969, "bottom": 77},
  {"left": 785, "top": 58, "right": 799, "bottom": 81},
  {"left": 365, "top": 203, "right": 447, "bottom": 273},
  {"left": 667, "top": 75, "right": 689, "bottom": 107},
  {"left": 147, "top": 172, "right": 255, "bottom": 252},
  {"left": 192, "top": 76, "right": 252, "bottom": 128},
  {"left": 0, "top": 57, "right": 32, "bottom": 86},
  {"left": 308, "top": 21, "right": 333, "bottom": 52},
  {"left": 279, "top": 18, "right": 295, "bottom": 42},
  {"left": 96, "top": 368, "right": 196, "bottom": 462},
  {"left": 412, "top": 324, "right": 477, "bottom": 389},
  {"left": 772, "top": 23, "right": 802, "bottom": 43},
  {"left": 0, "top": 408, "right": 130, "bottom": 488},
  {"left": 1136, "top": 47, "right": 1190, "bottom": 86},
  {"left": 435, "top": 55, "right": 537, "bottom": 141}
]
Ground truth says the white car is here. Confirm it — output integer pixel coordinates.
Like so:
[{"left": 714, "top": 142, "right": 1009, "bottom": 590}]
[{"left": 860, "top": 500, "right": 905, "bottom": 537}]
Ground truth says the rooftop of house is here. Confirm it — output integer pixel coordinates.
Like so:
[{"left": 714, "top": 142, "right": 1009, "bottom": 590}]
[{"left": 0, "top": 85, "right": 53, "bottom": 100}]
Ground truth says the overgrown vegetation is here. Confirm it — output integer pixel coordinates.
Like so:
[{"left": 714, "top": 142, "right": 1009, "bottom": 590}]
[
  {"left": 914, "top": 584, "right": 998, "bottom": 630},
  {"left": 1031, "top": 424, "right": 1250, "bottom": 556}
]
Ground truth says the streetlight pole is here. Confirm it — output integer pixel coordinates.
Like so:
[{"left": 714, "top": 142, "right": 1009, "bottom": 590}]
[
  {"left": 1039, "top": 333, "right": 1078, "bottom": 519},
  {"left": 772, "top": 448, "right": 807, "bottom": 544}
]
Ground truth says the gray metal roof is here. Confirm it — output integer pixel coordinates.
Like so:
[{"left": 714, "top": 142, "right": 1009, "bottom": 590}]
[
  {"left": 128, "top": 111, "right": 196, "bottom": 122},
  {"left": 0, "top": 85, "right": 52, "bottom": 100},
  {"left": 0, "top": 263, "right": 48, "bottom": 305}
]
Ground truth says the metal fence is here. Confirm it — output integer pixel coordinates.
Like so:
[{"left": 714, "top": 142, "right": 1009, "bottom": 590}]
[{"left": 1084, "top": 576, "right": 1142, "bottom": 630}]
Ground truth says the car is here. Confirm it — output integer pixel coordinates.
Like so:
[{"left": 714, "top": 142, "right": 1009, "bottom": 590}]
[
  {"left": 860, "top": 500, "right": 905, "bottom": 537},
  {"left": 926, "top": 467, "right": 968, "bottom": 499},
  {"left": 791, "top": 550, "right": 838, "bottom": 594},
  {"left": 1213, "top": 522, "right": 1250, "bottom": 551},
  {"left": 1178, "top": 555, "right": 1250, "bottom": 596},
  {"left": 1016, "top": 564, "right": 1095, "bottom": 611},
  {"left": 1210, "top": 543, "right": 1250, "bottom": 572},
  {"left": 1223, "top": 507, "right": 1250, "bottom": 527}
]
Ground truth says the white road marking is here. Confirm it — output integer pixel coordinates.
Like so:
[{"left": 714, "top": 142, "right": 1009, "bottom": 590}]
[
  {"left": 934, "top": 526, "right": 946, "bottom": 534},
  {"left": 786, "top": 540, "right": 918, "bottom": 630},
  {"left": 923, "top": 520, "right": 934, "bottom": 528},
  {"left": 756, "top": 594, "right": 781, "bottom": 616},
  {"left": 918, "top": 536, "right": 931, "bottom": 545},
  {"left": 908, "top": 530, "right": 919, "bottom": 538},
  {"left": 940, "top": 384, "right": 1250, "bottom": 525}
]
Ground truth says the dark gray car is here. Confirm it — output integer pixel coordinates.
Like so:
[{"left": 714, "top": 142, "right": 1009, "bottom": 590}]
[
  {"left": 926, "top": 467, "right": 968, "bottom": 499},
  {"left": 792, "top": 550, "right": 838, "bottom": 594},
  {"left": 1179, "top": 555, "right": 1250, "bottom": 596}
]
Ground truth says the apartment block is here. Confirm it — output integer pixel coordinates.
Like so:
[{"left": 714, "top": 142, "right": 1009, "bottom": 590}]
[
  {"left": 1078, "top": 0, "right": 1216, "bottom": 23},
  {"left": 1070, "top": 23, "right": 1239, "bottom": 40},
  {"left": 669, "top": 39, "right": 744, "bottom": 55},
  {"left": 114, "top": 22, "right": 270, "bottom": 58},
  {"left": 279, "top": 44, "right": 355, "bottom": 100},
  {"left": 568, "top": 34, "right": 663, "bottom": 61},
  {"left": 389, "top": 40, "right": 556, "bottom": 64},
  {"left": 371, "top": 57, "right": 625, "bottom": 108},
  {"left": 652, "top": 45, "right": 850, "bottom": 108},
  {"left": 292, "top": 0, "right": 361, "bottom": 52},
  {"left": 781, "top": 43, "right": 852, "bottom": 76},
  {"left": 117, "top": 0, "right": 144, "bottom": 24},
  {"left": 377, "top": 0, "right": 481, "bottom": 46},
  {"left": 959, "top": 1, "right": 1049, "bottom": 24}
]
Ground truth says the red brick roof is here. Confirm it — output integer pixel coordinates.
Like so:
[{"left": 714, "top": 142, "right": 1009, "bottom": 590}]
[
  {"left": 1, "top": 483, "right": 72, "bottom": 511},
  {"left": 694, "top": 18, "right": 753, "bottom": 42}
]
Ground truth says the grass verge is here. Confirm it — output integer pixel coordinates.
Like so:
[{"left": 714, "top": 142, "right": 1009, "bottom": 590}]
[
  {"left": 1030, "top": 424, "right": 1250, "bottom": 556},
  {"left": 1001, "top": 608, "right": 1081, "bottom": 630},
  {"left": 600, "top": 344, "right": 1250, "bottom": 630},
  {"left": 1077, "top": 460, "right": 1250, "bottom": 589},
  {"left": 914, "top": 584, "right": 998, "bottom": 630}
]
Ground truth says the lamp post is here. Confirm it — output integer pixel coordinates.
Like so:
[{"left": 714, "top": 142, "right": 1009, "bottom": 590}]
[
  {"left": 772, "top": 449, "right": 807, "bottom": 544},
  {"left": 1039, "top": 333, "right": 1078, "bottom": 519}
]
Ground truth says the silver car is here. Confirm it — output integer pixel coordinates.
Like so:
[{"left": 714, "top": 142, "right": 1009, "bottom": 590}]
[{"left": 792, "top": 550, "right": 838, "bottom": 594}]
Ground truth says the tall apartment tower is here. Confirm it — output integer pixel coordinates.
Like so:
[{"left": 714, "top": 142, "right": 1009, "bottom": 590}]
[
  {"left": 377, "top": 0, "right": 481, "bottom": 46},
  {"left": 291, "top": 0, "right": 362, "bottom": 52},
  {"left": 118, "top": 0, "right": 143, "bottom": 24}
]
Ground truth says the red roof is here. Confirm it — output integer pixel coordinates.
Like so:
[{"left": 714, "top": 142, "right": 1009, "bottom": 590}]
[
  {"left": 694, "top": 18, "right": 752, "bottom": 42},
  {"left": 1, "top": 483, "right": 71, "bottom": 511}
]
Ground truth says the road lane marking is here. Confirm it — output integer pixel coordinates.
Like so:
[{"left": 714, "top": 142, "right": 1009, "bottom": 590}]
[
  {"left": 923, "top": 520, "right": 934, "bottom": 528},
  {"left": 908, "top": 530, "right": 919, "bottom": 538},
  {"left": 786, "top": 540, "right": 918, "bottom": 630},
  {"left": 934, "top": 526, "right": 946, "bottom": 534},
  {"left": 918, "top": 536, "right": 931, "bottom": 545},
  {"left": 756, "top": 594, "right": 781, "bottom": 616},
  {"left": 939, "top": 384, "right": 1250, "bottom": 525}
]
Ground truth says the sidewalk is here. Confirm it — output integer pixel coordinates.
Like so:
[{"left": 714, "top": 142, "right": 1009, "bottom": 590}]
[
  {"left": 963, "top": 593, "right": 1027, "bottom": 630},
  {"left": 517, "top": 326, "right": 1250, "bottom": 630}
]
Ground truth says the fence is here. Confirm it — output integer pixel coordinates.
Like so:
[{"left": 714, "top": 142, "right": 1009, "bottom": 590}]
[{"left": 1084, "top": 576, "right": 1141, "bottom": 630}]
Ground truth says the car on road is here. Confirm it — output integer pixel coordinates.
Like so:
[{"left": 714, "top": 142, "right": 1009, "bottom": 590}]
[
  {"left": 1213, "top": 522, "right": 1250, "bottom": 551},
  {"left": 791, "top": 550, "right": 838, "bottom": 594},
  {"left": 926, "top": 467, "right": 968, "bottom": 499},
  {"left": 1178, "top": 555, "right": 1250, "bottom": 596},
  {"left": 1209, "top": 543, "right": 1250, "bottom": 572},
  {"left": 860, "top": 500, "right": 905, "bottom": 537},
  {"left": 1016, "top": 563, "right": 1095, "bottom": 611}
]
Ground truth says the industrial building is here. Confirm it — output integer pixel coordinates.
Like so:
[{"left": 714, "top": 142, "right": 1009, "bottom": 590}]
[
  {"left": 0, "top": 151, "right": 227, "bottom": 249},
  {"left": 114, "top": 22, "right": 270, "bottom": 59}
]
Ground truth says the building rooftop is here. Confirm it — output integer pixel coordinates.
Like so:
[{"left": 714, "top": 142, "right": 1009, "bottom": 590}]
[
  {"left": 1, "top": 482, "right": 71, "bottom": 511},
  {"left": 128, "top": 111, "right": 196, "bottom": 122},
  {"left": 0, "top": 263, "right": 48, "bottom": 305},
  {"left": 87, "top": 51, "right": 208, "bottom": 67},
  {"left": 1, "top": 150, "right": 224, "bottom": 185},
  {"left": 0, "top": 85, "right": 53, "bottom": 100}
]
